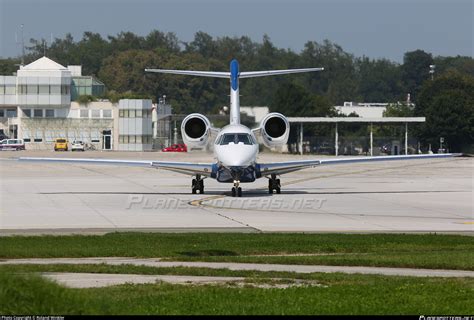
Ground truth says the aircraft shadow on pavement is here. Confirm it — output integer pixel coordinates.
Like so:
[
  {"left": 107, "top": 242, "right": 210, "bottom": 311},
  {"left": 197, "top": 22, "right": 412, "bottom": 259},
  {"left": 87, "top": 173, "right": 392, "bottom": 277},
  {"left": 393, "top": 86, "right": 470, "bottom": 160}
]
[{"left": 39, "top": 190, "right": 463, "bottom": 196}]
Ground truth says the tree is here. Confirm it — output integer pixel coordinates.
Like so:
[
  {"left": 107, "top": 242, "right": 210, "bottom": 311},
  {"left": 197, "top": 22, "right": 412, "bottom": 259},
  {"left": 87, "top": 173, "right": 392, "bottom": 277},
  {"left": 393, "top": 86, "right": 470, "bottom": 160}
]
[
  {"left": 186, "top": 31, "right": 217, "bottom": 58},
  {"left": 0, "top": 58, "right": 20, "bottom": 74},
  {"left": 433, "top": 55, "right": 474, "bottom": 78},
  {"left": 301, "top": 40, "right": 358, "bottom": 104},
  {"left": 270, "top": 82, "right": 333, "bottom": 117},
  {"left": 415, "top": 72, "right": 474, "bottom": 152},
  {"left": 356, "top": 57, "right": 404, "bottom": 102},
  {"left": 383, "top": 103, "right": 414, "bottom": 117},
  {"left": 401, "top": 50, "right": 433, "bottom": 99}
]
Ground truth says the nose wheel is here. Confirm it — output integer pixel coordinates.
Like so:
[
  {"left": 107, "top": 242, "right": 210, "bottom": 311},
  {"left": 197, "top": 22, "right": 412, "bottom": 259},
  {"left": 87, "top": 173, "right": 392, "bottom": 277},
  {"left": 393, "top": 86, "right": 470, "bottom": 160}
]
[
  {"left": 231, "top": 180, "right": 242, "bottom": 197},
  {"left": 268, "top": 174, "right": 281, "bottom": 194},
  {"left": 192, "top": 175, "right": 204, "bottom": 194}
]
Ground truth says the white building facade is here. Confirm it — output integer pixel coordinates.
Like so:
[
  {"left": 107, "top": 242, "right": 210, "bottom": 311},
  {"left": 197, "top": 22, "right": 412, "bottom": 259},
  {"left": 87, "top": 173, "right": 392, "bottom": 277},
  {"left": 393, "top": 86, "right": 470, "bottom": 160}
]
[
  {"left": 334, "top": 102, "right": 388, "bottom": 118},
  {"left": 0, "top": 56, "right": 162, "bottom": 151}
]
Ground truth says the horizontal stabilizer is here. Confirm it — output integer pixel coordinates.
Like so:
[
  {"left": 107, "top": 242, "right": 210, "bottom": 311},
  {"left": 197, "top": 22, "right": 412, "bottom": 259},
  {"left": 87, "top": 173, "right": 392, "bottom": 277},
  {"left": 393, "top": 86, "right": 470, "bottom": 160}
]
[
  {"left": 240, "top": 67, "right": 324, "bottom": 78},
  {"left": 145, "top": 69, "right": 230, "bottom": 78}
]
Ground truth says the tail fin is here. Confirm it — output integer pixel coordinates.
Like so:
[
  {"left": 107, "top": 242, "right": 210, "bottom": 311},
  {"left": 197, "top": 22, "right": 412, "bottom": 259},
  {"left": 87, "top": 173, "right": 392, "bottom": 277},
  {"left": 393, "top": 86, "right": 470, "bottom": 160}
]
[
  {"left": 144, "top": 67, "right": 324, "bottom": 79},
  {"left": 145, "top": 62, "right": 324, "bottom": 126},
  {"left": 239, "top": 67, "right": 324, "bottom": 78},
  {"left": 145, "top": 69, "right": 230, "bottom": 78}
]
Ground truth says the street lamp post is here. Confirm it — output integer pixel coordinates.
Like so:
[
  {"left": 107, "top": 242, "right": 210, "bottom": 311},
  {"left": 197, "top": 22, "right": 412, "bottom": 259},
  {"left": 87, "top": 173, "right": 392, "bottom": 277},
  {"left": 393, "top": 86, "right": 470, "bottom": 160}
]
[{"left": 429, "top": 65, "right": 436, "bottom": 80}]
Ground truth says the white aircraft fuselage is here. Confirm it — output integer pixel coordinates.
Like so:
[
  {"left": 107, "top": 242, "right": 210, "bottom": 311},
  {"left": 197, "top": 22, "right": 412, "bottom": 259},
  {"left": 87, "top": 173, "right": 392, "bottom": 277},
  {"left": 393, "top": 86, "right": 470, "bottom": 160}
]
[
  {"left": 212, "top": 60, "right": 259, "bottom": 183},
  {"left": 213, "top": 123, "right": 259, "bottom": 183}
]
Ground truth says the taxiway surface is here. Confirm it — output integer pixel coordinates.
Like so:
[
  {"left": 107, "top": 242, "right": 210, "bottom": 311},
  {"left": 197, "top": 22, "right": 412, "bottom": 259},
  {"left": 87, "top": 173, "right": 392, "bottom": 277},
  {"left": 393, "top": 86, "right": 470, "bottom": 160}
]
[{"left": 0, "top": 151, "right": 472, "bottom": 234}]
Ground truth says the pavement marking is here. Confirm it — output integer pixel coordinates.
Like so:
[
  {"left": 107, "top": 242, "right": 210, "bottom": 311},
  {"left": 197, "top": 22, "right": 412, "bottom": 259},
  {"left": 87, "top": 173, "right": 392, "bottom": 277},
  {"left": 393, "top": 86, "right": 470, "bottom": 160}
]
[{"left": 2, "top": 258, "right": 473, "bottom": 278}]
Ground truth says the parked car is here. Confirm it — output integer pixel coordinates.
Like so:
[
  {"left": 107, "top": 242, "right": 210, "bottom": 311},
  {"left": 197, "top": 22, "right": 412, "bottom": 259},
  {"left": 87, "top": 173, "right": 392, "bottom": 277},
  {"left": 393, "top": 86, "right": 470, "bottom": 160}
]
[
  {"left": 71, "top": 140, "right": 85, "bottom": 152},
  {"left": 0, "top": 139, "right": 25, "bottom": 151},
  {"left": 54, "top": 138, "right": 68, "bottom": 151},
  {"left": 162, "top": 143, "right": 187, "bottom": 152}
]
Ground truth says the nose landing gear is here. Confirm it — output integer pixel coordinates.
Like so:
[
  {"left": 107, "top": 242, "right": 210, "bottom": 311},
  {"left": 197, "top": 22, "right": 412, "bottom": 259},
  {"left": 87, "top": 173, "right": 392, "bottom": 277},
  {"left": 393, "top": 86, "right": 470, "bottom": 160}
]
[
  {"left": 192, "top": 174, "right": 204, "bottom": 194},
  {"left": 268, "top": 174, "right": 281, "bottom": 194},
  {"left": 231, "top": 180, "right": 242, "bottom": 197}
]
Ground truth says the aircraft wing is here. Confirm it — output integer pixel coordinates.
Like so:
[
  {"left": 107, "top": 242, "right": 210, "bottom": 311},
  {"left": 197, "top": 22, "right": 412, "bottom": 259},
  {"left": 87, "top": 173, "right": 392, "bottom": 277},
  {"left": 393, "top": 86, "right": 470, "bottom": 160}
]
[
  {"left": 18, "top": 157, "right": 215, "bottom": 177},
  {"left": 258, "top": 153, "right": 462, "bottom": 177}
]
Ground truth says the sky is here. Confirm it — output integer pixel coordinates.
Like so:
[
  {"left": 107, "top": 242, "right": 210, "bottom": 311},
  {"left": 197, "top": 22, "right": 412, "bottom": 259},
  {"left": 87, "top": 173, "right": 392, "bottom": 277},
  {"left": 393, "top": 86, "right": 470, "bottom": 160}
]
[{"left": 0, "top": 0, "right": 472, "bottom": 62}]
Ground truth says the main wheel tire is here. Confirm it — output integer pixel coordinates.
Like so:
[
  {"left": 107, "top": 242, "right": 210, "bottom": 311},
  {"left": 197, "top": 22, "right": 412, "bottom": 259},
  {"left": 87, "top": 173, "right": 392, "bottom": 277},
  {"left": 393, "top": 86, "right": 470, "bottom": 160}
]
[
  {"left": 237, "top": 187, "right": 242, "bottom": 197},
  {"left": 231, "top": 187, "right": 236, "bottom": 197}
]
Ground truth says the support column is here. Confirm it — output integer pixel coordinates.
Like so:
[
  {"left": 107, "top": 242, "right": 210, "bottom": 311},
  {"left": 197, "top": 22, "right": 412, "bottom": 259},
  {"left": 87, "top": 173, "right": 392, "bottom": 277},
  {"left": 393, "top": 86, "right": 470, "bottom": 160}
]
[
  {"left": 300, "top": 122, "right": 303, "bottom": 156},
  {"left": 335, "top": 122, "right": 338, "bottom": 156},
  {"left": 370, "top": 123, "right": 373, "bottom": 156},
  {"left": 405, "top": 122, "right": 408, "bottom": 155}
]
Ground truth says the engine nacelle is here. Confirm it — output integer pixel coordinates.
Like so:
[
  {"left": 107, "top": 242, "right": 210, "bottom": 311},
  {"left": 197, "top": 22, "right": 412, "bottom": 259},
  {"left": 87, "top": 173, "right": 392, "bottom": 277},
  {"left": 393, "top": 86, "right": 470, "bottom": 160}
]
[
  {"left": 181, "top": 113, "right": 212, "bottom": 148},
  {"left": 259, "top": 112, "right": 290, "bottom": 148}
]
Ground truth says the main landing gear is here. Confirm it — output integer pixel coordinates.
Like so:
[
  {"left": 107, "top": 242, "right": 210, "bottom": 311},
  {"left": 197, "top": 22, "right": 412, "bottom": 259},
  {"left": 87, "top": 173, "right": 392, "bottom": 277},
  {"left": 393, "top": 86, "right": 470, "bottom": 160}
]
[
  {"left": 231, "top": 180, "right": 242, "bottom": 197},
  {"left": 192, "top": 175, "right": 204, "bottom": 194},
  {"left": 268, "top": 174, "right": 281, "bottom": 194}
]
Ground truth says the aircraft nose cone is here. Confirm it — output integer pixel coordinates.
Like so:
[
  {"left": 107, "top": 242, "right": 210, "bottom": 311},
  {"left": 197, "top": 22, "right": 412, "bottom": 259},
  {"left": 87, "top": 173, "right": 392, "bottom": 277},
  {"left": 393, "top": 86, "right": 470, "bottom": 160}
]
[{"left": 218, "top": 147, "right": 254, "bottom": 166}]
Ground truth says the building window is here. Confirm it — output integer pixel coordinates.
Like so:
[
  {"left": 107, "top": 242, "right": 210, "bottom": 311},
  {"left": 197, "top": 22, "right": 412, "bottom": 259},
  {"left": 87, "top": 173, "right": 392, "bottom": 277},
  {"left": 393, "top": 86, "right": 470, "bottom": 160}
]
[
  {"left": 33, "top": 138, "right": 43, "bottom": 142},
  {"left": 103, "top": 110, "right": 112, "bottom": 118},
  {"left": 23, "top": 109, "right": 31, "bottom": 117},
  {"left": 5, "top": 85, "right": 15, "bottom": 95},
  {"left": 45, "top": 109, "right": 54, "bottom": 118},
  {"left": 7, "top": 109, "right": 17, "bottom": 118},
  {"left": 0, "top": 109, "right": 4, "bottom": 117},
  {"left": 33, "top": 109, "right": 43, "bottom": 118},
  {"left": 80, "top": 110, "right": 89, "bottom": 118},
  {"left": 50, "top": 85, "right": 61, "bottom": 94},
  {"left": 119, "top": 110, "right": 124, "bottom": 118},
  {"left": 91, "top": 110, "right": 100, "bottom": 118},
  {"left": 27, "top": 85, "right": 38, "bottom": 94},
  {"left": 38, "top": 85, "right": 50, "bottom": 95},
  {"left": 0, "top": 85, "right": 4, "bottom": 95},
  {"left": 129, "top": 109, "right": 136, "bottom": 118},
  {"left": 23, "top": 138, "right": 31, "bottom": 142},
  {"left": 136, "top": 109, "right": 143, "bottom": 118}
]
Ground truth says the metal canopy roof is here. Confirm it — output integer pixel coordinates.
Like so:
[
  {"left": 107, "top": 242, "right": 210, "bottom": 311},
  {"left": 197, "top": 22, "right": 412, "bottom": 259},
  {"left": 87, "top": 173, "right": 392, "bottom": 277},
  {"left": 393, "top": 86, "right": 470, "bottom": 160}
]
[{"left": 287, "top": 117, "right": 425, "bottom": 123}]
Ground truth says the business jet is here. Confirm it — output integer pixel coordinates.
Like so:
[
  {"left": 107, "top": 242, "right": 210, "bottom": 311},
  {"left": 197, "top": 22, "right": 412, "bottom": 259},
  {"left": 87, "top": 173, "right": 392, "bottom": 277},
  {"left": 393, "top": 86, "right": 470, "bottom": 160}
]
[{"left": 20, "top": 59, "right": 459, "bottom": 197}]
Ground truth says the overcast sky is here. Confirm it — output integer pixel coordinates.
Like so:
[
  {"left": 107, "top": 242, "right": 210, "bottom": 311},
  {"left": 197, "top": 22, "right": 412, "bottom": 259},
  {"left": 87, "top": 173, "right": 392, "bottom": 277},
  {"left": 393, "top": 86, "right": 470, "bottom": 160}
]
[{"left": 0, "top": 0, "right": 472, "bottom": 62}]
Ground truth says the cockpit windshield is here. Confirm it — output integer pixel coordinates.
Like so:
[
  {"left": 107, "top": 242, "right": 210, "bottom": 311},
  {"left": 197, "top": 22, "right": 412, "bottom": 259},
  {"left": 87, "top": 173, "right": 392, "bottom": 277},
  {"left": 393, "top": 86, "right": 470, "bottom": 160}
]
[{"left": 218, "top": 133, "right": 254, "bottom": 145}]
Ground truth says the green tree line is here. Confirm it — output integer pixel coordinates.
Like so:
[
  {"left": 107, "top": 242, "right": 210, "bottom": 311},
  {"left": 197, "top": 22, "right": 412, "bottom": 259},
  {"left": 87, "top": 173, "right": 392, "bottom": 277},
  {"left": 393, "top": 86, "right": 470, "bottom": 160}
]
[{"left": 1, "top": 30, "right": 473, "bottom": 151}]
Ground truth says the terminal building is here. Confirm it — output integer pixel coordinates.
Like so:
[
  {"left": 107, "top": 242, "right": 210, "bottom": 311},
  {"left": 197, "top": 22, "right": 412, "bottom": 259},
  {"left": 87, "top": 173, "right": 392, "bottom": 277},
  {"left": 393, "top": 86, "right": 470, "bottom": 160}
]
[{"left": 0, "top": 56, "right": 169, "bottom": 151}]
